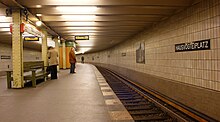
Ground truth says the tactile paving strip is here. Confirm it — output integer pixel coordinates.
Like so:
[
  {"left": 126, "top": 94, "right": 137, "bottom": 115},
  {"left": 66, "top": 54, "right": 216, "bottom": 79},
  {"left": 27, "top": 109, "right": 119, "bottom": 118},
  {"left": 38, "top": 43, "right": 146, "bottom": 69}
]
[{"left": 93, "top": 66, "right": 134, "bottom": 122}]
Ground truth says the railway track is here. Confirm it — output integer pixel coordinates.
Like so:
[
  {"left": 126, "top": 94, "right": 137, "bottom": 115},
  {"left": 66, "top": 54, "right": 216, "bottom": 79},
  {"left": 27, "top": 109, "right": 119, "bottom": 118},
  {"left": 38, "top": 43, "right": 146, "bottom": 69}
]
[{"left": 97, "top": 66, "right": 217, "bottom": 122}]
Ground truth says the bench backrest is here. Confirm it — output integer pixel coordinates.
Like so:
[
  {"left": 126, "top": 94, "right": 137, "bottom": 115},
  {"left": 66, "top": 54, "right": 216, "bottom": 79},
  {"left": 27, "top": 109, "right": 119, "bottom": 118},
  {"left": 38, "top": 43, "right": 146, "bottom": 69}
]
[{"left": 23, "top": 61, "right": 44, "bottom": 71}]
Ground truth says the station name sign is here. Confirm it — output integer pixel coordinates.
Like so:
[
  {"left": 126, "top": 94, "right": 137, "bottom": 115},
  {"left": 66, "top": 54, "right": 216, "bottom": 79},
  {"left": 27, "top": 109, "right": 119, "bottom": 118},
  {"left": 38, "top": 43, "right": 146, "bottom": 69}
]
[
  {"left": 75, "top": 35, "right": 89, "bottom": 40},
  {"left": 1, "top": 55, "right": 11, "bottom": 59},
  {"left": 175, "top": 39, "right": 210, "bottom": 52},
  {"left": 121, "top": 53, "right": 126, "bottom": 56},
  {"left": 24, "top": 36, "right": 39, "bottom": 41}
]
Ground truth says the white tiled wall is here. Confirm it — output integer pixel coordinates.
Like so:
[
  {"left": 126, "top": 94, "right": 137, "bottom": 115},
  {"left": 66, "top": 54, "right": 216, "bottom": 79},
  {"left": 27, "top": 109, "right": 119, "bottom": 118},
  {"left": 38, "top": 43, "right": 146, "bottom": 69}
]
[
  {"left": 81, "top": 0, "right": 220, "bottom": 91},
  {"left": 0, "top": 43, "right": 41, "bottom": 71}
]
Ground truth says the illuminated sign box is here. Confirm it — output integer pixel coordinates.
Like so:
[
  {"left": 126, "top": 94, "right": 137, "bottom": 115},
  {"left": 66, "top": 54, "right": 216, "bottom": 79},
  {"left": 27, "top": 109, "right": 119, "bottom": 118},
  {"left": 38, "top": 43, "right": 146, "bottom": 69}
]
[
  {"left": 24, "top": 36, "right": 39, "bottom": 41},
  {"left": 75, "top": 35, "right": 89, "bottom": 40}
]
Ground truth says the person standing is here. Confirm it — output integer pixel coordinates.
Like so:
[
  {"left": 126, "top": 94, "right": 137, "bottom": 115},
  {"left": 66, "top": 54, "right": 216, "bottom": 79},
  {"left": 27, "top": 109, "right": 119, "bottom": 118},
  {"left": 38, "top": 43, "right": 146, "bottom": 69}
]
[
  {"left": 81, "top": 56, "right": 84, "bottom": 63},
  {"left": 69, "top": 47, "right": 76, "bottom": 73},
  {"left": 48, "top": 47, "right": 58, "bottom": 79}
]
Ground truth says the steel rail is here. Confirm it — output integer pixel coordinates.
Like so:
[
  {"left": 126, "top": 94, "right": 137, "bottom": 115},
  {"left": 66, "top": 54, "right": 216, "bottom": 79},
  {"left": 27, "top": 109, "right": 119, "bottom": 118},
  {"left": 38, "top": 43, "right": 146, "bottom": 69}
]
[{"left": 98, "top": 66, "right": 217, "bottom": 122}]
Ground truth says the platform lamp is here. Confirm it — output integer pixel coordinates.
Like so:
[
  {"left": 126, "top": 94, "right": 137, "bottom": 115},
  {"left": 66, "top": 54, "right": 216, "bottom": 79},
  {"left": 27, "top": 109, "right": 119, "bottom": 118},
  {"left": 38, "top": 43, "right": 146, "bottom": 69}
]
[{"left": 36, "top": 21, "right": 42, "bottom": 26}]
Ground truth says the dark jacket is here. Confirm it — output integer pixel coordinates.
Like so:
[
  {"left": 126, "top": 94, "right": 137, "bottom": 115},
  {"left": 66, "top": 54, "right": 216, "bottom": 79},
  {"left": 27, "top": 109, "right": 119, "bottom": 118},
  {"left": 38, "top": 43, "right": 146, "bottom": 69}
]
[{"left": 69, "top": 50, "right": 76, "bottom": 63}]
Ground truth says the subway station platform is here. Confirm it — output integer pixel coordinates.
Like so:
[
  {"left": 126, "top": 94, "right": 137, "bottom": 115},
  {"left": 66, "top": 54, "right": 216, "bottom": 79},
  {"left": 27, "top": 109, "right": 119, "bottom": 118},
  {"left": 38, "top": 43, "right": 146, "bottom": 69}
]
[{"left": 0, "top": 64, "right": 133, "bottom": 122}]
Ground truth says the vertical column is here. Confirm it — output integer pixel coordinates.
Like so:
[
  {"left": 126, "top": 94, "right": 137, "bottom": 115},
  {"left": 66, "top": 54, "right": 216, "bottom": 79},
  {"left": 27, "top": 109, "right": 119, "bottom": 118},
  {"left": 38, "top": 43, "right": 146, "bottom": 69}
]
[
  {"left": 62, "top": 41, "right": 66, "bottom": 69},
  {"left": 12, "top": 9, "right": 23, "bottom": 88},
  {"left": 54, "top": 36, "right": 60, "bottom": 71},
  {"left": 42, "top": 30, "right": 48, "bottom": 67}
]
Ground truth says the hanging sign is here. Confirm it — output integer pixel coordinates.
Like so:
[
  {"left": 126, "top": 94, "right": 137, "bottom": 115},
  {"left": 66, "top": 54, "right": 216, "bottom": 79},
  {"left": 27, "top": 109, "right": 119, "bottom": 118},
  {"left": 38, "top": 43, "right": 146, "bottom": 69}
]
[
  {"left": 24, "top": 36, "right": 39, "bottom": 41},
  {"left": 75, "top": 35, "right": 89, "bottom": 40},
  {"left": 175, "top": 39, "right": 210, "bottom": 52}
]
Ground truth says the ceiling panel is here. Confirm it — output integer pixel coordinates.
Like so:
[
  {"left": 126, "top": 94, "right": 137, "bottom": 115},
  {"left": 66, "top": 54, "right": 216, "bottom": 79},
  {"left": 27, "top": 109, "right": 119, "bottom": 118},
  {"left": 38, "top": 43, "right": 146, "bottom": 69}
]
[
  {"left": 14, "top": 0, "right": 194, "bottom": 6},
  {"left": 0, "top": 2, "right": 12, "bottom": 47},
  {"left": 41, "top": 15, "right": 162, "bottom": 22},
  {"left": 46, "top": 21, "right": 152, "bottom": 27},
  {"left": 29, "top": 6, "right": 177, "bottom": 15},
  {"left": 0, "top": 0, "right": 199, "bottom": 53}
]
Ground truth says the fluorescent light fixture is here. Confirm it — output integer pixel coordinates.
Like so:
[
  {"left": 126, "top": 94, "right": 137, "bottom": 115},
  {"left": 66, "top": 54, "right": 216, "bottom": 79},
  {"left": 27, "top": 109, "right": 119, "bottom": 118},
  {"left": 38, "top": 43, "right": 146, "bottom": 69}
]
[
  {"left": 0, "top": 16, "right": 6, "bottom": 19},
  {"left": 56, "top": 6, "right": 98, "bottom": 13},
  {"left": 61, "top": 15, "right": 96, "bottom": 21},
  {"left": 47, "top": 37, "right": 55, "bottom": 47},
  {"left": 0, "top": 16, "right": 11, "bottom": 22},
  {"left": 0, "top": 28, "right": 10, "bottom": 31},
  {"left": 22, "top": 32, "right": 35, "bottom": 37},
  {"left": 36, "top": 14, "right": 42, "bottom": 17},
  {"left": 62, "top": 27, "right": 97, "bottom": 30},
  {"left": 36, "top": 5, "right": 42, "bottom": 8},
  {"left": 65, "top": 22, "right": 95, "bottom": 26},
  {"left": 0, "top": 23, "right": 10, "bottom": 27},
  {"left": 76, "top": 47, "right": 92, "bottom": 54},
  {"left": 71, "top": 33, "right": 95, "bottom": 35},
  {"left": 64, "top": 32, "right": 96, "bottom": 36},
  {"left": 25, "top": 23, "right": 32, "bottom": 28},
  {"left": 36, "top": 21, "right": 42, "bottom": 26},
  {"left": 67, "top": 30, "right": 96, "bottom": 33},
  {"left": 25, "top": 23, "right": 42, "bottom": 37},
  {"left": 81, "top": 47, "right": 92, "bottom": 53},
  {"left": 76, "top": 41, "right": 94, "bottom": 46},
  {"left": 35, "top": 38, "right": 55, "bottom": 47}
]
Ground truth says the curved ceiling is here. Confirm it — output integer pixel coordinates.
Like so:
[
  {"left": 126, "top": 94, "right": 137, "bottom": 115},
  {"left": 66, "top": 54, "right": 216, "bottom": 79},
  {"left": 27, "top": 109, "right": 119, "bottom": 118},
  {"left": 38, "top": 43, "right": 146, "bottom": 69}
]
[{"left": 0, "top": 0, "right": 200, "bottom": 53}]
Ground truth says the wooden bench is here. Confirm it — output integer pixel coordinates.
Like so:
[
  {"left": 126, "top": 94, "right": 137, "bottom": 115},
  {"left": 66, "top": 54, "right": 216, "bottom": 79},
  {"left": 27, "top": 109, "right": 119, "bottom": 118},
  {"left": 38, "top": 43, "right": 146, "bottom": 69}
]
[{"left": 6, "top": 61, "right": 49, "bottom": 88}]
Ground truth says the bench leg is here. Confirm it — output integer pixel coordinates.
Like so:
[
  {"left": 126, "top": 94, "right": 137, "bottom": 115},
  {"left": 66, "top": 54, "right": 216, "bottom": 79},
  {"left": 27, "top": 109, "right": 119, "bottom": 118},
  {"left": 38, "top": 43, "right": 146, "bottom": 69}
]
[
  {"left": 7, "top": 72, "right": 11, "bottom": 89},
  {"left": 32, "top": 78, "right": 36, "bottom": 88},
  {"left": 44, "top": 74, "right": 47, "bottom": 81},
  {"left": 32, "top": 71, "right": 36, "bottom": 88}
]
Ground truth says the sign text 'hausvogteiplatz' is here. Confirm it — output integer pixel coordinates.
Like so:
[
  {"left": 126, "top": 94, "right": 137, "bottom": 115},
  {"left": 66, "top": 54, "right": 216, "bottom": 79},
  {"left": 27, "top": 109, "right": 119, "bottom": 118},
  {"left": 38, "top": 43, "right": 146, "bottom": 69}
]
[{"left": 175, "top": 39, "right": 210, "bottom": 52}]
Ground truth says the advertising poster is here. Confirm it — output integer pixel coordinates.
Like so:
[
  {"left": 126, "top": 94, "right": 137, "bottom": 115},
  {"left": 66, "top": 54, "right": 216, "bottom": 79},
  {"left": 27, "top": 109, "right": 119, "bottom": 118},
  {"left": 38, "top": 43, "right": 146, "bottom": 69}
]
[{"left": 136, "top": 42, "right": 145, "bottom": 64}]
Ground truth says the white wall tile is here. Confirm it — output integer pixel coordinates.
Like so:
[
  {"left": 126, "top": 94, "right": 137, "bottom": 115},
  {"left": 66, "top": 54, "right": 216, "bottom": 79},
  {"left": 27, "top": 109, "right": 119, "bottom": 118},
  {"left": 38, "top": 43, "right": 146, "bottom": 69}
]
[
  {"left": 81, "top": 1, "right": 220, "bottom": 91},
  {"left": 0, "top": 43, "right": 41, "bottom": 71}
]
